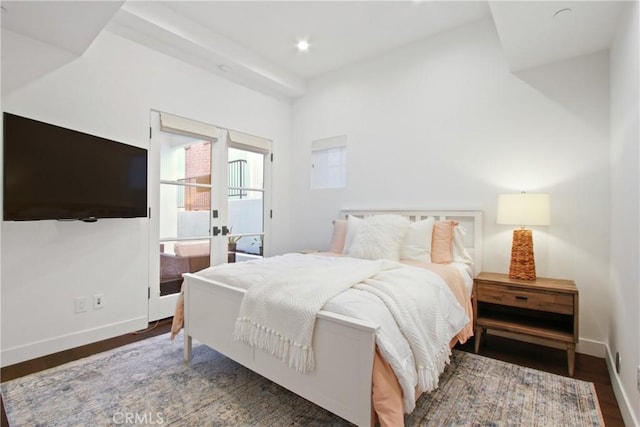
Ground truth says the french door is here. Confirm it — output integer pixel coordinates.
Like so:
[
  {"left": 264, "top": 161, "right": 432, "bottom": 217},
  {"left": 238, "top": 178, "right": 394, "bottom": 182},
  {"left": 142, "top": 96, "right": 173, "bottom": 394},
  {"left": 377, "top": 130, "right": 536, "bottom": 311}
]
[
  {"left": 149, "top": 111, "right": 222, "bottom": 321},
  {"left": 148, "top": 111, "right": 270, "bottom": 321},
  {"left": 225, "top": 139, "right": 267, "bottom": 264}
]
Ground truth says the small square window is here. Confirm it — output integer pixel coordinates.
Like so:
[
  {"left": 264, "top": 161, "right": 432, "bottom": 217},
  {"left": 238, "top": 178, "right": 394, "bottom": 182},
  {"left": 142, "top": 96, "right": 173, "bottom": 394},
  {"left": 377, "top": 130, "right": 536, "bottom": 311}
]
[{"left": 311, "top": 136, "right": 346, "bottom": 189}]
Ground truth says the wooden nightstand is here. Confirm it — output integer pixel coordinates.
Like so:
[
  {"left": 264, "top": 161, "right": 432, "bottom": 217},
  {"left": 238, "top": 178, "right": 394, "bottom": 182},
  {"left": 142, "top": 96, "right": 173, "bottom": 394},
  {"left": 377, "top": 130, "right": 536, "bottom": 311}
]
[{"left": 473, "top": 272, "right": 579, "bottom": 376}]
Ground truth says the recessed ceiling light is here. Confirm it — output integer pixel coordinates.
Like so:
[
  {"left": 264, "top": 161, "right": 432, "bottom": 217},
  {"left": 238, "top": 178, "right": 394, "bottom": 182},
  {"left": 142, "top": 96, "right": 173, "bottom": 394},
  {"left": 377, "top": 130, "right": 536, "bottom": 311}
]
[{"left": 296, "top": 39, "right": 310, "bottom": 52}]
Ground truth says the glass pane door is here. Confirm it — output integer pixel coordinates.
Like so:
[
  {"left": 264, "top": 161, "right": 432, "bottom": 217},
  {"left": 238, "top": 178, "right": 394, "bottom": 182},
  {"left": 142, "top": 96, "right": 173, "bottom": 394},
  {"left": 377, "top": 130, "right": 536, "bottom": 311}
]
[
  {"left": 226, "top": 147, "right": 265, "bottom": 263},
  {"left": 160, "top": 137, "right": 213, "bottom": 292},
  {"left": 149, "top": 111, "right": 220, "bottom": 321}
]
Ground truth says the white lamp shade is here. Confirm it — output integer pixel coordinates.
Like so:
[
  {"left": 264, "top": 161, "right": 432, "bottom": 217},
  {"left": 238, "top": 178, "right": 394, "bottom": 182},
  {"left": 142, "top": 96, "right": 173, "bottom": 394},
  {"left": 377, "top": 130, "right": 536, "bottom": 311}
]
[{"left": 497, "top": 193, "right": 550, "bottom": 226}]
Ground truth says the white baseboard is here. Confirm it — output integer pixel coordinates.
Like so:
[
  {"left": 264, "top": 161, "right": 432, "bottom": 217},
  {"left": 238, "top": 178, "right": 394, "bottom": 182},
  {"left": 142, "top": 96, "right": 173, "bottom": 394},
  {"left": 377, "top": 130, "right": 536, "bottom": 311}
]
[
  {"left": 576, "top": 337, "right": 607, "bottom": 358},
  {"left": 1, "top": 317, "right": 148, "bottom": 367},
  {"left": 605, "top": 345, "right": 640, "bottom": 427}
]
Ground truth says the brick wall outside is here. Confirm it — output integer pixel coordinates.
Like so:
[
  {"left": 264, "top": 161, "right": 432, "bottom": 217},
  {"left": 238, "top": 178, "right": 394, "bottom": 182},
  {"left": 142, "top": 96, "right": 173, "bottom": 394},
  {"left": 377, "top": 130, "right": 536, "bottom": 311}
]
[
  {"left": 185, "top": 142, "right": 211, "bottom": 178},
  {"left": 184, "top": 142, "right": 210, "bottom": 210}
]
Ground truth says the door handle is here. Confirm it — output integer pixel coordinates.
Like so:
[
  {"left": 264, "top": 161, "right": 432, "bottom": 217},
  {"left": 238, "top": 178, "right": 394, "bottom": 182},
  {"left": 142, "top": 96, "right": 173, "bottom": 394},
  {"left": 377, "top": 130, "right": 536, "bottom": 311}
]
[
  {"left": 212, "top": 226, "right": 221, "bottom": 236},
  {"left": 222, "top": 226, "right": 230, "bottom": 236}
]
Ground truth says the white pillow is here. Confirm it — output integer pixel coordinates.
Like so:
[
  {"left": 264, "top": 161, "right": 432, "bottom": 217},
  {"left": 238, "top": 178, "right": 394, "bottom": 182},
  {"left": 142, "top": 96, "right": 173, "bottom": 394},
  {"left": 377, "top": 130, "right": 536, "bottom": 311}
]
[
  {"left": 452, "top": 225, "right": 473, "bottom": 265},
  {"left": 347, "top": 214, "right": 410, "bottom": 261},
  {"left": 342, "top": 215, "right": 363, "bottom": 254},
  {"left": 399, "top": 217, "right": 435, "bottom": 263}
]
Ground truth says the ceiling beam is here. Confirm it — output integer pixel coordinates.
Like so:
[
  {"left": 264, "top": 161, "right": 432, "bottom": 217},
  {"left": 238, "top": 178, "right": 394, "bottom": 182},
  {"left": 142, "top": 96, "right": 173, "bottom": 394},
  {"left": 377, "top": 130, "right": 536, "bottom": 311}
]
[{"left": 108, "top": 2, "right": 306, "bottom": 99}]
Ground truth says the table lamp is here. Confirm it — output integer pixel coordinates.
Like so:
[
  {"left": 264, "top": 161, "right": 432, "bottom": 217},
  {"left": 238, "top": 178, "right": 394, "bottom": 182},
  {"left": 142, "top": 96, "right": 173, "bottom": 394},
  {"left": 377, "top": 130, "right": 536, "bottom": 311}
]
[{"left": 497, "top": 193, "right": 550, "bottom": 280}]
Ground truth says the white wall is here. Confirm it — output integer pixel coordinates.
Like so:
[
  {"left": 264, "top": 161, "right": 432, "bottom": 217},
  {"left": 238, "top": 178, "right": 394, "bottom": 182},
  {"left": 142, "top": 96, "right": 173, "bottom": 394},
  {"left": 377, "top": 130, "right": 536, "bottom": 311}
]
[
  {"left": 2, "top": 16, "right": 634, "bottom": 422},
  {"left": 1, "top": 30, "right": 292, "bottom": 366},
  {"left": 291, "top": 19, "right": 611, "bottom": 352},
  {"left": 609, "top": 1, "right": 640, "bottom": 424}
]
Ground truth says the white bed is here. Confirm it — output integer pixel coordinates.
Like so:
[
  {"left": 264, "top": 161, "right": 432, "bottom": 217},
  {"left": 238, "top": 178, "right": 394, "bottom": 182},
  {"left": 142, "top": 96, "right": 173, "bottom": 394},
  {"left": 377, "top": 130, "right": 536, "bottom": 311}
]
[{"left": 182, "top": 209, "right": 483, "bottom": 427}]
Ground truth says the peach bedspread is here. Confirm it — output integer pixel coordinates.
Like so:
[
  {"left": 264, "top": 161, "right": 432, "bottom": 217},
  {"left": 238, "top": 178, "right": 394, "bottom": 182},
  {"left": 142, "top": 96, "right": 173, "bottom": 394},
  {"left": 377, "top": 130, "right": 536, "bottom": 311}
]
[
  {"left": 372, "top": 261, "right": 473, "bottom": 427},
  {"left": 170, "top": 261, "right": 472, "bottom": 427}
]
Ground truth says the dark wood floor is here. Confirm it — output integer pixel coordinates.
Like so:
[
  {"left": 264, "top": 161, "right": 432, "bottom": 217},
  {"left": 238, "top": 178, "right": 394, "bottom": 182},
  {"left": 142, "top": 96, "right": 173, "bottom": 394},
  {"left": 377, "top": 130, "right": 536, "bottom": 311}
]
[{"left": 1, "top": 320, "right": 624, "bottom": 426}]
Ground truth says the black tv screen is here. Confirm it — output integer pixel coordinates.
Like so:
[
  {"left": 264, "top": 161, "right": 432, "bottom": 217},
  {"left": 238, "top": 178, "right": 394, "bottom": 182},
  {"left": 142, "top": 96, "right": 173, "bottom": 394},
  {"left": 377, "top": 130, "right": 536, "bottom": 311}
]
[{"left": 3, "top": 112, "right": 148, "bottom": 221}]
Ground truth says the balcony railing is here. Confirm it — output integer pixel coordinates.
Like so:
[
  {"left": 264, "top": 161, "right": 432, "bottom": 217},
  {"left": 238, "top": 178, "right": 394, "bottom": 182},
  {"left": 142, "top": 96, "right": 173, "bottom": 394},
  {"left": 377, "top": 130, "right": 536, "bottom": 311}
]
[
  {"left": 228, "top": 159, "right": 248, "bottom": 199},
  {"left": 176, "top": 160, "right": 248, "bottom": 209}
]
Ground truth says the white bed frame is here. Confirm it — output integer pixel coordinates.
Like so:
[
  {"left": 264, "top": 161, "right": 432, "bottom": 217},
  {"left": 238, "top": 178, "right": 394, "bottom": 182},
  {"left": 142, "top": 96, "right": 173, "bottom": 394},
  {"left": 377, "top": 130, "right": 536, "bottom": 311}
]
[{"left": 182, "top": 210, "right": 482, "bottom": 427}]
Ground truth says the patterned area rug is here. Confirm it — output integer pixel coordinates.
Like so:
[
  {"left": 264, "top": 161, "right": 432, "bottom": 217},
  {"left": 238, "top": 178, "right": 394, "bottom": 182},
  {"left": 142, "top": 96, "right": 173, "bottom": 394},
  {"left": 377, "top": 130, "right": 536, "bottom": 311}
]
[{"left": 1, "top": 333, "right": 604, "bottom": 426}]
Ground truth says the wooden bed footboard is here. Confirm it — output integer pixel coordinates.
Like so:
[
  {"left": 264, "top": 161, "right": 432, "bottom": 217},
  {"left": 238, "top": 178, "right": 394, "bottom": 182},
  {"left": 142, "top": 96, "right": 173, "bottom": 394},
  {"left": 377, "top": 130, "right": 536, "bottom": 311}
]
[{"left": 182, "top": 273, "right": 379, "bottom": 427}]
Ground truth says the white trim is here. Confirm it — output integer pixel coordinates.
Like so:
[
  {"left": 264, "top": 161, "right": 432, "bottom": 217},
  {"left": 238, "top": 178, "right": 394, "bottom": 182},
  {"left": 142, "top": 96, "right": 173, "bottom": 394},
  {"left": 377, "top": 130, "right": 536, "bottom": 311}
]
[
  {"left": 576, "top": 337, "right": 607, "bottom": 358},
  {"left": 605, "top": 344, "right": 640, "bottom": 427},
  {"left": 159, "top": 112, "right": 219, "bottom": 142},
  {"left": 228, "top": 130, "right": 270, "bottom": 152},
  {"left": 311, "top": 135, "right": 347, "bottom": 151},
  {"left": 0, "top": 317, "right": 148, "bottom": 367}
]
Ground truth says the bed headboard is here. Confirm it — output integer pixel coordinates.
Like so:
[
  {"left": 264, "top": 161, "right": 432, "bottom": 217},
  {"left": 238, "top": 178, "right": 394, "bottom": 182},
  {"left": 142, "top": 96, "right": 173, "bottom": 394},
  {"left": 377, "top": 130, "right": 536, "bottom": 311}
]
[{"left": 340, "top": 209, "right": 483, "bottom": 277}]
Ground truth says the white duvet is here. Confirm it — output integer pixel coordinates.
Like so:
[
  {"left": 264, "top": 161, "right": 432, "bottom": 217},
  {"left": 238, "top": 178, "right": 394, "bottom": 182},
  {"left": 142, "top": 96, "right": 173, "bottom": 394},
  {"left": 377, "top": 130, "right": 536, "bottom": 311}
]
[{"left": 194, "top": 253, "right": 469, "bottom": 413}]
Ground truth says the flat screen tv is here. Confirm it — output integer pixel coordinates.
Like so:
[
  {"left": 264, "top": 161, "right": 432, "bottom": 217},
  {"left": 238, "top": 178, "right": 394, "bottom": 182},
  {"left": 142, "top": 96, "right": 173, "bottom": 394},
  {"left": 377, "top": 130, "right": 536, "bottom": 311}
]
[{"left": 3, "top": 112, "right": 148, "bottom": 221}]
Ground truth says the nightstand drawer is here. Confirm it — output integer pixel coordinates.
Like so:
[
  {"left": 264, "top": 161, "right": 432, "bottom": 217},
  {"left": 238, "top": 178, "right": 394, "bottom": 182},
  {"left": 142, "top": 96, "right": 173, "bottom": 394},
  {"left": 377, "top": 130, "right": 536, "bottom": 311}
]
[{"left": 476, "top": 283, "right": 574, "bottom": 314}]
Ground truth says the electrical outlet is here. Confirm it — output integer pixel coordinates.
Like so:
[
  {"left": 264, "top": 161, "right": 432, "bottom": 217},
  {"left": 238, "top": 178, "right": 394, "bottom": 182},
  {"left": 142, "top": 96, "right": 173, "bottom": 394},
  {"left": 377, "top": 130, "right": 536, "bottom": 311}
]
[
  {"left": 74, "top": 296, "right": 88, "bottom": 313},
  {"left": 93, "top": 294, "right": 104, "bottom": 309}
]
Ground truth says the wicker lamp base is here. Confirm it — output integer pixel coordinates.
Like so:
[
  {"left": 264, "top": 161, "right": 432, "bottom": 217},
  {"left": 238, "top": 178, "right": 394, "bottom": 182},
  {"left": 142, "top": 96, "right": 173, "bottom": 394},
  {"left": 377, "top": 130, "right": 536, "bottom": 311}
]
[{"left": 509, "top": 229, "right": 536, "bottom": 280}]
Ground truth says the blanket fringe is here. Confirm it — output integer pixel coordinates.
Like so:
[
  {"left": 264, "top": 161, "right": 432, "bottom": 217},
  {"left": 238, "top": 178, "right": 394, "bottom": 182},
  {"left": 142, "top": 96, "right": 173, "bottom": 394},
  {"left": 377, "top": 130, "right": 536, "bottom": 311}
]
[
  {"left": 416, "top": 343, "right": 452, "bottom": 393},
  {"left": 234, "top": 317, "right": 315, "bottom": 373}
]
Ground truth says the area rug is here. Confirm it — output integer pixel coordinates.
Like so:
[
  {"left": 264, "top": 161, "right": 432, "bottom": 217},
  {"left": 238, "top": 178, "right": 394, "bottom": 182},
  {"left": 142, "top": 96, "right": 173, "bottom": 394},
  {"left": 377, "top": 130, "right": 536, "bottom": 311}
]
[{"left": 1, "top": 333, "right": 604, "bottom": 426}]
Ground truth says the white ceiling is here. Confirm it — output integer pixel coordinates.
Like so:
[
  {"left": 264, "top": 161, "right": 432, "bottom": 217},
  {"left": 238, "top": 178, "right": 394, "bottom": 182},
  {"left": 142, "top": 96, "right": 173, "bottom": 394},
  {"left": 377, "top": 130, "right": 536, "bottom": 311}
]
[
  {"left": 490, "top": 1, "right": 626, "bottom": 72},
  {"left": 160, "top": 1, "right": 492, "bottom": 79},
  {"left": 1, "top": 1, "right": 124, "bottom": 55},
  {"left": 1, "top": 1, "right": 627, "bottom": 98}
]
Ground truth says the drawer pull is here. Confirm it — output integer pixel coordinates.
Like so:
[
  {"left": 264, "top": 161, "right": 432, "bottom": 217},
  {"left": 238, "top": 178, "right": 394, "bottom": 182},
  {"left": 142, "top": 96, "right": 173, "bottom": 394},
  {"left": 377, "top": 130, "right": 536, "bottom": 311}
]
[{"left": 515, "top": 296, "right": 528, "bottom": 301}]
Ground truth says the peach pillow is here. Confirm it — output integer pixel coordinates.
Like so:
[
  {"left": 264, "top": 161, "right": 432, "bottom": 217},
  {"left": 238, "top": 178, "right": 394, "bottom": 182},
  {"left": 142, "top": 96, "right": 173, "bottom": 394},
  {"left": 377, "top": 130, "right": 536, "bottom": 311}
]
[
  {"left": 431, "top": 220, "right": 458, "bottom": 264},
  {"left": 329, "top": 219, "right": 348, "bottom": 253}
]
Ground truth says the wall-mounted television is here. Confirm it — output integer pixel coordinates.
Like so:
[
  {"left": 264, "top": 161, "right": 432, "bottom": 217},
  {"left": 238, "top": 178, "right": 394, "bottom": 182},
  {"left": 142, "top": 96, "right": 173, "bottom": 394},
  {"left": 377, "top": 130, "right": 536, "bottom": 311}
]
[{"left": 3, "top": 112, "right": 148, "bottom": 221}]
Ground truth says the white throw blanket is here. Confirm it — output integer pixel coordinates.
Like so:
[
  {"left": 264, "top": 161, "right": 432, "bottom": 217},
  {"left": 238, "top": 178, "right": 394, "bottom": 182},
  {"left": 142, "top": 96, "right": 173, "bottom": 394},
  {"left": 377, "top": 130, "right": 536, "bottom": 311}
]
[
  {"left": 355, "top": 265, "right": 468, "bottom": 393},
  {"left": 233, "top": 256, "right": 388, "bottom": 373}
]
